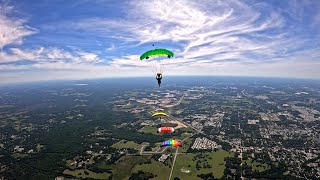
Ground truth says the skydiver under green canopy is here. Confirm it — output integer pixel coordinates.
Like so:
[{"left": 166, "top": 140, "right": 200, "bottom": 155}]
[
  {"left": 139, "top": 48, "right": 174, "bottom": 87},
  {"left": 156, "top": 73, "right": 162, "bottom": 87}
]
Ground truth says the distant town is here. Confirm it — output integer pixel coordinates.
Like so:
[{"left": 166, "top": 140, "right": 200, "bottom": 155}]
[{"left": 0, "top": 78, "right": 319, "bottom": 179}]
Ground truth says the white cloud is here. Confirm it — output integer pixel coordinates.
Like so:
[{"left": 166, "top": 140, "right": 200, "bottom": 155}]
[
  {"left": 0, "top": 4, "right": 37, "bottom": 49},
  {"left": 0, "top": 47, "right": 41, "bottom": 62},
  {"left": 1, "top": 0, "right": 320, "bottom": 85},
  {"left": 1, "top": 51, "right": 320, "bottom": 85},
  {"left": 0, "top": 46, "right": 103, "bottom": 65},
  {"left": 68, "top": 0, "right": 290, "bottom": 64}
]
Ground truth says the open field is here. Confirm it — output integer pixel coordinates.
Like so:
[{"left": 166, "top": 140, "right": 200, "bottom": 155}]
[
  {"left": 63, "top": 169, "right": 110, "bottom": 179},
  {"left": 133, "top": 159, "right": 172, "bottom": 180},
  {"left": 140, "top": 126, "right": 159, "bottom": 134},
  {"left": 180, "top": 99, "right": 192, "bottom": 104},
  {"left": 178, "top": 137, "right": 194, "bottom": 153},
  {"left": 112, "top": 155, "right": 151, "bottom": 180},
  {"left": 112, "top": 140, "right": 141, "bottom": 150},
  {"left": 172, "top": 150, "right": 234, "bottom": 179},
  {"left": 172, "top": 153, "right": 200, "bottom": 180},
  {"left": 124, "top": 91, "right": 139, "bottom": 97}
]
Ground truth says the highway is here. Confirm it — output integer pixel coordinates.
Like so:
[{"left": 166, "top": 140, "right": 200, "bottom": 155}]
[
  {"left": 139, "top": 111, "right": 208, "bottom": 179},
  {"left": 168, "top": 146, "right": 179, "bottom": 180},
  {"left": 168, "top": 134, "right": 195, "bottom": 180}
]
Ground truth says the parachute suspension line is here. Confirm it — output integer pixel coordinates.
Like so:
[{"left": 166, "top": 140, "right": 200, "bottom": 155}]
[
  {"left": 151, "top": 55, "right": 162, "bottom": 75},
  {"left": 151, "top": 60, "right": 158, "bottom": 75},
  {"left": 159, "top": 55, "right": 166, "bottom": 75},
  {"left": 143, "top": 62, "right": 151, "bottom": 73},
  {"left": 142, "top": 58, "right": 152, "bottom": 74},
  {"left": 160, "top": 58, "right": 167, "bottom": 74},
  {"left": 139, "top": 48, "right": 174, "bottom": 76},
  {"left": 146, "top": 63, "right": 156, "bottom": 75},
  {"left": 154, "top": 61, "right": 159, "bottom": 75},
  {"left": 159, "top": 55, "right": 170, "bottom": 74},
  {"left": 156, "top": 55, "right": 162, "bottom": 74},
  {"left": 146, "top": 61, "right": 157, "bottom": 75}
]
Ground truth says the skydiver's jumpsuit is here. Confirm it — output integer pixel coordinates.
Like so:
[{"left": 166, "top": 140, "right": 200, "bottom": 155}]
[{"left": 156, "top": 73, "right": 162, "bottom": 87}]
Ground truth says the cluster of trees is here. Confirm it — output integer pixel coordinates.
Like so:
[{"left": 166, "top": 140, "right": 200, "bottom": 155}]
[
  {"left": 129, "top": 171, "right": 155, "bottom": 180},
  {"left": 202, "top": 127, "right": 219, "bottom": 135},
  {"left": 151, "top": 154, "right": 161, "bottom": 161},
  {"left": 223, "top": 157, "right": 241, "bottom": 178},
  {"left": 196, "top": 160, "right": 212, "bottom": 170},
  {"left": 301, "top": 156, "right": 320, "bottom": 179},
  {"left": 197, "top": 172, "right": 217, "bottom": 180},
  {"left": 282, "top": 139, "right": 306, "bottom": 149},
  {"left": 218, "top": 141, "right": 232, "bottom": 151},
  {"left": 188, "top": 154, "right": 213, "bottom": 170},
  {"left": 243, "top": 161, "right": 296, "bottom": 179},
  {"left": 224, "top": 156, "right": 298, "bottom": 179},
  {"left": 88, "top": 165, "right": 112, "bottom": 174}
]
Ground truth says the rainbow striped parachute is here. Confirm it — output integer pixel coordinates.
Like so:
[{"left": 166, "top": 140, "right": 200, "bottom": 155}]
[{"left": 161, "top": 139, "right": 181, "bottom": 147}]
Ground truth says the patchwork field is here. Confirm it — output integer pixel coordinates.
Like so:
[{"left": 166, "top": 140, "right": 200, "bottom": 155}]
[
  {"left": 63, "top": 169, "right": 110, "bottom": 179},
  {"left": 111, "top": 140, "right": 141, "bottom": 150},
  {"left": 172, "top": 150, "right": 234, "bottom": 179},
  {"left": 133, "top": 159, "right": 172, "bottom": 180}
]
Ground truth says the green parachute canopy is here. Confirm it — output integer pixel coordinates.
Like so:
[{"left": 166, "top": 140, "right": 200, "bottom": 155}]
[{"left": 140, "top": 48, "right": 174, "bottom": 60}]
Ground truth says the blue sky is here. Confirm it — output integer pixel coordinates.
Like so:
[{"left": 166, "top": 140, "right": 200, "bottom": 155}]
[{"left": 0, "top": 0, "right": 320, "bottom": 84}]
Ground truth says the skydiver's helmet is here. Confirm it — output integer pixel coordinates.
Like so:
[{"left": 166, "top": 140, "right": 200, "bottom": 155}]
[{"left": 157, "top": 73, "right": 162, "bottom": 78}]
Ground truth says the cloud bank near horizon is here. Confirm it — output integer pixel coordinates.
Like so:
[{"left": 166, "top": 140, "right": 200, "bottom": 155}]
[{"left": 0, "top": 0, "right": 320, "bottom": 84}]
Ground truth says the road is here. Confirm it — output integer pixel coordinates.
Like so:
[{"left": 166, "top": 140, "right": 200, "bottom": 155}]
[
  {"left": 239, "top": 122, "right": 244, "bottom": 180},
  {"left": 165, "top": 112, "right": 210, "bottom": 180},
  {"left": 168, "top": 146, "right": 179, "bottom": 180},
  {"left": 139, "top": 113, "right": 195, "bottom": 156},
  {"left": 140, "top": 111, "right": 208, "bottom": 179},
  {"left": 139, "top": 145, "right": 148, "bottom": 155},
  {"left": 164, "top": 95, "right": 185, "bottom": 108},
  {"left": 238, "top": 111, "right": 244, "bottom": 180},
  {"left": 168, "top": 134, "right": 195, "bottom": 180}
]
